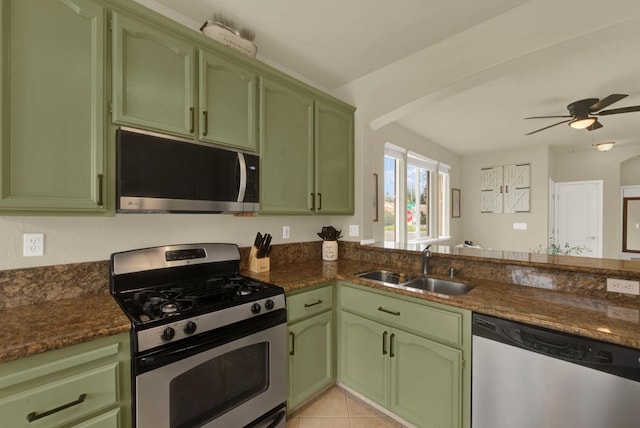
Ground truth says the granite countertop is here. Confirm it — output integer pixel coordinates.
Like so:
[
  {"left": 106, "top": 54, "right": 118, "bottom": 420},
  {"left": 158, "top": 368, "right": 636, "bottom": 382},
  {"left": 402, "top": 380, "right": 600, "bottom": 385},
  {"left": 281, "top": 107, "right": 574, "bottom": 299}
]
[
  {"left": 0, "top": 294, "right": 130, "bottom": 363},
  {"left": 2, "top": 257, "right": 639, "bottom": 364},
  {"left": 245, "top": 258, "right": 640, "bottom": 350}
]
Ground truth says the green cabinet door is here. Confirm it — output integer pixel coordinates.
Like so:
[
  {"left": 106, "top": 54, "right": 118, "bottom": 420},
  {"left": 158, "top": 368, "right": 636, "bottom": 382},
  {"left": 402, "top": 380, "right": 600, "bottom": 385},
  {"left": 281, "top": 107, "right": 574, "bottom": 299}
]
[
  {"left": 0, "top": 0, "right": 106, "bottom": 212},
  {"left": 390, "top": 329, "right": 462, "bottom": 428},
  {"left": 339, "top": 311, "right": 389, "bottom": 407},
  {"left": 314, "top": 101, "right": 354, "bottom": 214},
  {"left": 288, "top": 311, "right": 334, "bottom": 410},
  {"left": 259, "top": 77, "right": 314, "bottom": 214},
  {"left": 112, "top": 12, "right": 195, "bottom": 138},
  {"left": 199, "top": 49, "right": 258, "bottom": 151}
]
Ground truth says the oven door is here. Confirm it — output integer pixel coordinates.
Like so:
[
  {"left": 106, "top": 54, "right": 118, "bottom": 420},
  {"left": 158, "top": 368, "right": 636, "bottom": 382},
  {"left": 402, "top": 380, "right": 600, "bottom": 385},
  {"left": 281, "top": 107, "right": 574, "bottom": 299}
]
[{"left": 135, "top": 314, "right": 286, "bottom": 428}]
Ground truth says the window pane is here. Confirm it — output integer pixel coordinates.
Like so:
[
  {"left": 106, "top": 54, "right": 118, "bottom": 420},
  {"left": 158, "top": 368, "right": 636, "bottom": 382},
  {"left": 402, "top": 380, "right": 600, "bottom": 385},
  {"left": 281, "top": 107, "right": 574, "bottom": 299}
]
[
  {"left": 420, "top": 168, "right": 429, "bottom": 238},
  {"left": 384, "top": 156, "right": 398, "bottom": 242}
]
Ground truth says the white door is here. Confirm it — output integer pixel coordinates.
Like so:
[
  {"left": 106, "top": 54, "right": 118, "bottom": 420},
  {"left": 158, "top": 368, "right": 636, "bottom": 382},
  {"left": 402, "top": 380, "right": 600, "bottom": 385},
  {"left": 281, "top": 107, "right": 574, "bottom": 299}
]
[{"left": 554, "top": 181, "right": 603, "bottom": 257}]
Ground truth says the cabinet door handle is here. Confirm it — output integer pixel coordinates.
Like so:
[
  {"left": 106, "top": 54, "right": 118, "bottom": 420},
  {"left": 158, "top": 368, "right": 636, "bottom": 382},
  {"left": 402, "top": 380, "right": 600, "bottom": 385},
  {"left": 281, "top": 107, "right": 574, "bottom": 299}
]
[
  {"left": 382, "top": 331, "right": 388, "bottom": 355},
  {"left": 304, "top": 299, "right": 323, "bottom": 308},
  {"left": 310, "top": 193, "right": 315, "bottom": 211},
  {"left": 203, "top": 110, "right": 209, "bottom": 136},
  {"left": 189, "top": 107, "right": 195, "bottom": 133},
  {"left": 27, "top": 393, "right": 87, "bottom": 422},
  {"left": 318, "top": 193, "right": 322, "bottom": 210},
  {"left": 96, "top": 174, "right": 103, "bottom": 206},
  {"left": 390, "top": 333, "right": 396, "bottom": 358},
  {"left": 378, "top": 306, "right": 400, "bottom": 316},
  {"left": 289, "top": 332, "right": 295, "bottom": 356}
]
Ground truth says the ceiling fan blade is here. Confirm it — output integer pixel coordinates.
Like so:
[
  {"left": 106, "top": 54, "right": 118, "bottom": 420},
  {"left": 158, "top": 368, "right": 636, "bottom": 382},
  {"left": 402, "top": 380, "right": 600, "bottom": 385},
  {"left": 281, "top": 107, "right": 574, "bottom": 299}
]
[
  {"left": 525, "top": 119, "right": 572, "bottom": 135},
  {"left": 524, "top": 115, "right": 572, "bottom": 120},
  {"left": 596, "top": 105, "right": 640, "bottom": 116},
  {"left": 589, "top": 94, "right": 628, "bottom": 112},
  {"left": 587, "top": 120, "right": 603, "bottom": 131}
]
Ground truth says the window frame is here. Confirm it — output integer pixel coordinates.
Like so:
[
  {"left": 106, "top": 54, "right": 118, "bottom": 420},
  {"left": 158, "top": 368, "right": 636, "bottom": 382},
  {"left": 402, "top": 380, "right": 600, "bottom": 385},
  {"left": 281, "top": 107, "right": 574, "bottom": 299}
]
[{"left": 383, "top": 142, "right": 451, "bottom": 245}]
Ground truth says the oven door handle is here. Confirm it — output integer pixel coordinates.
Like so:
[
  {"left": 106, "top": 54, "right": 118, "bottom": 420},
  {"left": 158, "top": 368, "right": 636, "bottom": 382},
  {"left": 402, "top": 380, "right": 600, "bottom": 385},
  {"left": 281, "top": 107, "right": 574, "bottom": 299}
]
[{"left": 248, "top": 408, "right": 286, "bottom": 428}]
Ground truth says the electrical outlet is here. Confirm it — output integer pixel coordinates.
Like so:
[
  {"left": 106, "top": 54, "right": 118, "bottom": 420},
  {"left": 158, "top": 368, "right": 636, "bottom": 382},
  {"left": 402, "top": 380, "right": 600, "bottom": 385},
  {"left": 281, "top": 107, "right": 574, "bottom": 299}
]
[
  {"left": 282, "top": 226, "right": 290, "bottom": 239},
  {"left": 349, "top": 225, "right": 359, "bottom": 237},
  {"left": 23, "top": 233, "right": 44, "bottom": 257},
  {"left": 513, "top": 223, "right": 527, "bottom": 230},
  {"left": 606, "top": 278, "right": 640, "bottom": 295}
]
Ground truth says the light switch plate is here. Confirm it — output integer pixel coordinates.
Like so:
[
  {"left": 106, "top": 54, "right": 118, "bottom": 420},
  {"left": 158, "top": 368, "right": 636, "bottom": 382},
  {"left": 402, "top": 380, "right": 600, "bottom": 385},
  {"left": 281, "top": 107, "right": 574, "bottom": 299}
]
[
  {"left": 349, "top": 225, "right": 359, "bottom": 237},
  {"left": 513, "top": 223, "right": 527, "bottom": 230}
]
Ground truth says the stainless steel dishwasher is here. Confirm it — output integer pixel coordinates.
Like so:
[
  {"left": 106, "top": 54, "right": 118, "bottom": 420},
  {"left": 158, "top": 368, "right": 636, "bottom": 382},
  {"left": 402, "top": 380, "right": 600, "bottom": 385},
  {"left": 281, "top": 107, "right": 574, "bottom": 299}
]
[{"left": 472, "top": 313, "right": 640, "bottom": 428}]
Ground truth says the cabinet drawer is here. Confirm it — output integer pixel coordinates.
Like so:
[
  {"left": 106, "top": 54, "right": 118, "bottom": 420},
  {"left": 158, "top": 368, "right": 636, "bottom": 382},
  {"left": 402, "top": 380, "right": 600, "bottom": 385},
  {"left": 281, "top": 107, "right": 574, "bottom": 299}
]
[
  {"left": 340, "top": 285, "right": 463, "bottom": 346},
  {"left": 0, "top": 363, "right": 118, "bottom": 428},
  {"left": 287, "top": 285, "right": 333, "bottom": 323}
]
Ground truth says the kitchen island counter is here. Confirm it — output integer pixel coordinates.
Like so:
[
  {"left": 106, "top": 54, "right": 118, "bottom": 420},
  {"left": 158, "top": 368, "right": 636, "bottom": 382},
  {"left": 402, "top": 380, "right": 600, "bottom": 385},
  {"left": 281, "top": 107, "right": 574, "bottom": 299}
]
[{"left": 244, "top": 258, "right": 640, "bottom": 350}]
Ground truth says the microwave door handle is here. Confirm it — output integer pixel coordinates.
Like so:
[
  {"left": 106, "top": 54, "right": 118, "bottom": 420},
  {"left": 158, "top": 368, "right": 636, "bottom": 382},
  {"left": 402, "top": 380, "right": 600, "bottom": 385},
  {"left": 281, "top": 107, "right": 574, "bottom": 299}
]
[{"left": 237, "top": 152, "right": 247, "bottom": 202}]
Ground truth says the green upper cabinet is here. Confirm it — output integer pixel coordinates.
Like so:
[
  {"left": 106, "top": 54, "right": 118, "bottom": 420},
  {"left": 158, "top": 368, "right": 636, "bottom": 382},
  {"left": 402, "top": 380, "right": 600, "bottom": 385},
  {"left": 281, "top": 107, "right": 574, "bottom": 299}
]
[
  {"left": 0, "top": 0, "right": 106, "bottom": 213},
  {"left": 315, "top": 101, "right": 354, "bottom": 214},
  {"left": 112, "top": 11, "right": 195, "bottom": 138},
  {"left": 259, "top": 77, "right": 315, "bottom": 214},
  {"left": 260, "top": 77, "right": 354, "bottom": 215},
  {"left": 199, "top": 49, "right": 258, "bottom": 151}
]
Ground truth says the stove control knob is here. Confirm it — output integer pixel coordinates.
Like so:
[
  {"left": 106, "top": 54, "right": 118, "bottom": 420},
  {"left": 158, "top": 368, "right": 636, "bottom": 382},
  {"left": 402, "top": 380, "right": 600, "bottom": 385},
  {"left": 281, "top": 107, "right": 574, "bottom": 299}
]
[
  {"left": 161, "top": 327, "right": 175, "bottom": 342},
  {"left": 184, "top": 321, "right": 197, "bottom": 335},
  {"left": 251, "top": 303, "right": 262, "bottom": 314},
  {"left": 265, "top": 299, "right": 275, "bottom": 310}
]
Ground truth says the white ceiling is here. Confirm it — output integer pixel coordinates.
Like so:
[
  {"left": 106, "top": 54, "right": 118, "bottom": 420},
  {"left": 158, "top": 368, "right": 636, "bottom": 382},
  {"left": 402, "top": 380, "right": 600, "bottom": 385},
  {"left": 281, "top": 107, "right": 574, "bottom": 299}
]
[{"left": 141, "top": 0, "right": 640, "bottom": 156}]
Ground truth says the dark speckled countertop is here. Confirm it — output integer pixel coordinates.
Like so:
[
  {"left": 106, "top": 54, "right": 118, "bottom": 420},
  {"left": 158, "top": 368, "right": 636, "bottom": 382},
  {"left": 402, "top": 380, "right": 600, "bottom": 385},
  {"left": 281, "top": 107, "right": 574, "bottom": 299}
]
[
  {"left": 2, "top": 255, "right": 639, "bottom": 364},
  {"left": 0, "top": 295, "right": 130, "bottom": 363},
  {"left": 244, "top": 259, "right": 640, "bottom": 350}
]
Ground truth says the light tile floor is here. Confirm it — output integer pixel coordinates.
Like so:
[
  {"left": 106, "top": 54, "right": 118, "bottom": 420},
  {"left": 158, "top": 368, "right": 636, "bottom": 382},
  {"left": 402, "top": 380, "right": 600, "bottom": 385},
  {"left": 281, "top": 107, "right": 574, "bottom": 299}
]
[{"left": 286, "top": 386, "right": 409, "bottom": 428}]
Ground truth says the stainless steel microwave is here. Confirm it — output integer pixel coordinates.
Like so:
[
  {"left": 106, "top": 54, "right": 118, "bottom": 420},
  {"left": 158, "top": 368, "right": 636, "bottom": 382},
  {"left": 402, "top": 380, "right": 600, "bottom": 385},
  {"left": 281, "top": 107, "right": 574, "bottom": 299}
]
[{"left": 116, "top": 128, "right": 259, "bottom": 213}]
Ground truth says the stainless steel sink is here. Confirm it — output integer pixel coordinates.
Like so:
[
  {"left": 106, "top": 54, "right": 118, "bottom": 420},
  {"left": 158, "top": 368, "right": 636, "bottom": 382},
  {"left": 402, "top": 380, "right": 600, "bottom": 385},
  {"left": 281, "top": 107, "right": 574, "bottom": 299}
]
[
  {"left": 402, "top": 277, "right": 473, "bottom": 295},
  {"left": 356, "top": 270, "right": 473, "bottom": 295},
  {"left": 356, "top": 270, "right": 418, "bottom": 286}
]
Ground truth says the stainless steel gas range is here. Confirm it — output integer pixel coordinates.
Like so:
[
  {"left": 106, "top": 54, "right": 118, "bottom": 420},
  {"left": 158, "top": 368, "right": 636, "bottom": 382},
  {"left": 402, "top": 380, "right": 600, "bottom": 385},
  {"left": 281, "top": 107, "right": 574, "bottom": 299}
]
[{"left": 110, "top": 243, "right": 287, "bottom": 428}]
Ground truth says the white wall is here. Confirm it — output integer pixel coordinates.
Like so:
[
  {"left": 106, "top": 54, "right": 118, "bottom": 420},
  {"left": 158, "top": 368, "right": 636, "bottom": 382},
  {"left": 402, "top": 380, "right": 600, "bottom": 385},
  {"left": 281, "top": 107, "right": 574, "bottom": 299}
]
[
  {"left": 551, "top": 142, "right": 640, "bottom": 258},
  {"left": 0, "top": 215, "right": 347, "bottom": 270},
  {"left": 460, "top": 144, "right": 549, "bottom": 252}
]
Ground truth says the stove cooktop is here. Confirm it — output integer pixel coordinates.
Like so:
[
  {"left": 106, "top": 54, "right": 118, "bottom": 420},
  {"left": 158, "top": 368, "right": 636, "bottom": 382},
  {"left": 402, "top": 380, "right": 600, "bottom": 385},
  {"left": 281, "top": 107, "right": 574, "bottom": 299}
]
[{"left": 119, "top": 275, "right": 283, "bottom": 323}]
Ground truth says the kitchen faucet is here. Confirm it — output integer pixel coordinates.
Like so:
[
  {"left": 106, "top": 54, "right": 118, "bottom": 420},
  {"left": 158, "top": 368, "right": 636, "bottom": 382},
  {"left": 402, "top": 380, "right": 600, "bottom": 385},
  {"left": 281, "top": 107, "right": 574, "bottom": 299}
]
[{"left": 422, "top": 245, "right": 432, "bottom": 275}]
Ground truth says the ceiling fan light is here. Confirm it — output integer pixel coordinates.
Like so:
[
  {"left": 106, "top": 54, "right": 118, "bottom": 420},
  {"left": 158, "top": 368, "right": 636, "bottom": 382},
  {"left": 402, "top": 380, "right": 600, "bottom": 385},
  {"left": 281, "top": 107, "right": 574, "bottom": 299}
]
[
  {"left": 595, "top": 142, "right": 615, "bottom": 152},
  {"left": 569, "top": 117, "right": 597, "bottom": 129}
]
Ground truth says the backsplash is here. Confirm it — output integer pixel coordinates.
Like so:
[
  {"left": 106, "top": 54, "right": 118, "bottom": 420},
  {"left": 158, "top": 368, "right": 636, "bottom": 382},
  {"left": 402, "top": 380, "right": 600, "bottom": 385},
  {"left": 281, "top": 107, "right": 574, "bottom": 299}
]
[
  {"left": 0, "top": 261, "right": 110, "bottom": 310},
  {"left": 1, "top": 241, "right": 638, "bottom": 309}
]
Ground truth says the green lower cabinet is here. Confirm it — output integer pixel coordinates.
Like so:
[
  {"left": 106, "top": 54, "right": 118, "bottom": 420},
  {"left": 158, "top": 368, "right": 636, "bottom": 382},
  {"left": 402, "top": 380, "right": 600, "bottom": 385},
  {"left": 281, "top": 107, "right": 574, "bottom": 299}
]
[
  {"left": 338, "top": 311, "right": 388, "bottom": 406},
  {"left": 390, "top": 329, "right": 462, "bottom": 428},
  {"left": 338, "top": 283, "right": 470, "bottom": 428},
  {"left": 288, "top": 311, "right": 334, "bottom": 410},
  {"left": 0, "top": 333, "right": 130, "bottom": 428}
]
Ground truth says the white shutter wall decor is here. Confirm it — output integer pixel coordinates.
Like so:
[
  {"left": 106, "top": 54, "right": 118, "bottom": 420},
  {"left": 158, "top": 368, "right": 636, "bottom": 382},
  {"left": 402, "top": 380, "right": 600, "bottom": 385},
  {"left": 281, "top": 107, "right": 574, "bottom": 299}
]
[
  {"left": 481, "top": 163, "right": 530, "bottom": 213},
  {"left": 480, "top": 166, "right": 503, "bottom": 213}
]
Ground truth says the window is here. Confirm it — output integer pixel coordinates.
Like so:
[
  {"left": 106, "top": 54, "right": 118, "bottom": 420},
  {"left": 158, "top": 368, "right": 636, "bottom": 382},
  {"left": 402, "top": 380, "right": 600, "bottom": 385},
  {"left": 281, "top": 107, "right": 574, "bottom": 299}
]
[
  {"left": 438, "top": 163, "right": 451, "bottom": 238},
  {"left": 384, "top": 143, "right": 450, "bottom": 244}
]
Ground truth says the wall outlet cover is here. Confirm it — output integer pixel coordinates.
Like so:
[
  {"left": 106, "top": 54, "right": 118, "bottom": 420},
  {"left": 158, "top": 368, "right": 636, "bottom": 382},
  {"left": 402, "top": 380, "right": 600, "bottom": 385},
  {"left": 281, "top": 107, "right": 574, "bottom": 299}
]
[
  {"left": 282, "top": 226, "right": 290, "bottom": 239},
  {"left": 606, "top": 278, "right": 640, "bottom": 295},
  {"left": 349, "top": 225, "right": 359, "bottom": 237},
  {"left": 23, "top": 233, "right": 44, "bottom": 257}
]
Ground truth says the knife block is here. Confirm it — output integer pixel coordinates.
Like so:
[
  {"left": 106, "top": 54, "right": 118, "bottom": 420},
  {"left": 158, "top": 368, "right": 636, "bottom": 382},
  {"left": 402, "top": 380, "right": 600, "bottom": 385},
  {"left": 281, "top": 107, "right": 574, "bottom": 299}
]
[{"left": 248, "top": 246, "right": 270, "bottom": 273}]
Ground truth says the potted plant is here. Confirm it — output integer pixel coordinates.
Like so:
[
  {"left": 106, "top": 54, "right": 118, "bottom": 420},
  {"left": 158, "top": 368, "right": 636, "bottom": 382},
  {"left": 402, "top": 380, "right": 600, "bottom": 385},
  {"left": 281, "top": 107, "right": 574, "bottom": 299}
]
[{"left": 318, "top": 226, "right": 342, "bottom": 261}]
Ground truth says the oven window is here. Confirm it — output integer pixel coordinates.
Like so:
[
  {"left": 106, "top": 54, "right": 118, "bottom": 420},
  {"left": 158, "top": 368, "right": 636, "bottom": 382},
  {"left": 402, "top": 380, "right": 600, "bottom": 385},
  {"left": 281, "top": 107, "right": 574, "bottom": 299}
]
[{"left": 169, "top": 342, "right": 269, "bottom": 428}]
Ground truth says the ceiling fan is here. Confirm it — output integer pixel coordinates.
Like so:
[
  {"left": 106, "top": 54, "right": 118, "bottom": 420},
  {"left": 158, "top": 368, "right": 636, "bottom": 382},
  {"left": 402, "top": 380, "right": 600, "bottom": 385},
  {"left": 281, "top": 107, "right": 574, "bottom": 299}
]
[{"left": 524, "top": 94, "right": 640, "bottom": 135}]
